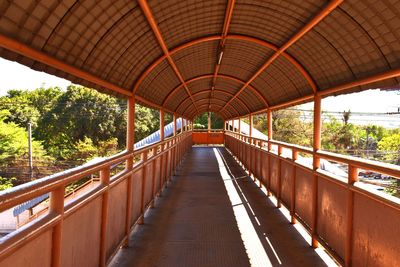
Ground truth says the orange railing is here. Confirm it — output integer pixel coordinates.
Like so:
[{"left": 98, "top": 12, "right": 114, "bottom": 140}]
[
  {"left": 0, "top": 132, "right": 192, "bottom": 267},
  {"left": 225, "top": 131, "right": 400, "bottom": 267}
]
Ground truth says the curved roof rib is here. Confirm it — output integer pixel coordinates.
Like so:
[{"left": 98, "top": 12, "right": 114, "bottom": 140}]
[{"left": 1, "top": 0, "right": 400, "bottom": 119}]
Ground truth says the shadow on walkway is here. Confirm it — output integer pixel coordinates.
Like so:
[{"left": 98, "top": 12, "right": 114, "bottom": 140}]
[{"left": 109, "top": 147, "right": 329, "bottom": 267}]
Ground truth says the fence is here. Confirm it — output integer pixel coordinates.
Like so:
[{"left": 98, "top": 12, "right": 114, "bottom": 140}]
[
  {"left": 0, "top": 132, "right": 192, "bottom": 267},
  {"left": 225, "top": 131, "right": 400, "bottom": 267}
]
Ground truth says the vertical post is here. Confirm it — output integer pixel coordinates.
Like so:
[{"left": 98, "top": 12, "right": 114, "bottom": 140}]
[
  {"left": 267, "top": 110, "right": 272, "bottom": 196},
  {"left": 231, "top": 119, "right": 234, "bottom": 132},
  {"left": 291, "top": 150, "right": 298, "bottom": 224},
  {"left": 173, "top": 113, "right": 177, "bottom": 136},
  {"left": 50, "top": 186, "right": 64, "bottom": 267},
  {"left": 160, "top": 110, "right": 165, "bottom": 193},
  {"left": 151, "top": 148, "right": 157, "bottom": 208},
  {"left": 124, "top": 96, "right": 135, "bottom": 246},
  {"left": 238, "top": 117, "right": 241, "bottom": 135},
  {"left": 345, "top": 165, "right": 358, "bottom": 267},
  {"left": 139, "top": 151, "right": 147, "bottom": 224},
  {"left": 208, "top": 112, "right": 211, "bottom": 132},
  {"left": 181, "top": 118, "right": 184, "bottom": 134},
  {"left": 249, "top": 113, "right": 253, "bottom": 137},
  {"left": 160, "top": 110, "right": 165, "bottom": 141},
  {"left": 99, "top": 167, "right": 110, "bottom": 267},
  {"left": 28, "top": 122, "right": 33, "bottom": 179},
  {"left": 311, "top": 94, "right": 322, "bottom": 248},
  {"left": 277, "top": 145, "right": 283, "bottom": 208},
  {"left": 267, "top": 110, "right": 272, "bottom": 150}
]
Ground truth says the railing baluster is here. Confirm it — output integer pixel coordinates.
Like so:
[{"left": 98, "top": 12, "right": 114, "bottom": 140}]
[
  {"left": 99, "top": 166, "right": 110, "bottom": 267},
  {"left": 277, "top": 145, "right": 283, "bottom": 208},
  {"left": 345, "top": 165, "right": 358, "bottom": 267},
  {"left": 151, "top": 148, "right": 157, "bottom": 208},
  {"left": 291, "top": 150, "right": 298, "bottom": 224},
  {"left": 124, "top": 155, "right": 134, "bottom": 247},
  {"left": 50, "top": 186, "right": 65, "bottom": 267},
  {"left": 139, "top": 151, "right": 147, "bottom": 225}
]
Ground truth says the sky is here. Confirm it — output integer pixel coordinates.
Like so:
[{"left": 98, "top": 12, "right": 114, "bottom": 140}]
[
  {"left": 0, "top": 57, "right": 399, "bottom": 127},
  {"left": 0, "top": 57, "right": 71, "bottom": 93}
]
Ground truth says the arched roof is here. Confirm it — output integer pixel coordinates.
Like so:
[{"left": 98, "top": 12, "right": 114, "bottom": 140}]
[{"left": 1, "top": 0, "right": 400, "bottom": 120}]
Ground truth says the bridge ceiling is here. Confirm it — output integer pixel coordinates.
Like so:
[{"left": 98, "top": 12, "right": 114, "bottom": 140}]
[{"left": 1, "top": 0, "right": 400, "bottom": 119}]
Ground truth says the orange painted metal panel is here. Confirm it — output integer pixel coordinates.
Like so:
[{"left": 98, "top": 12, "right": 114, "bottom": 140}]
[
  {"left": 144, "top": 162, "right": 154, "bottom": 207},
  {"left": 352, "top": 193, "right": 400, "bottom": 267},
  {"left": 280, "top": 160, "right": 293, "bottom": 208},
  {"left": 0, "top": 229, "right": 52, "bottom": 267},
  {"left": 130, "top": 169, "right": 143, "bottom": 226},
  {"left": 295, "top": 167, "right": 313, "bottom": 228},
  {"left": 61, "top": 197, "right": 102, "bottom": 267},
  {"left": 317, "top": 176, "right": 347, "bottom": 260},
  {"left": 270, "top": 156, "right": 279, "bottom": 195},
  {"left": 260, "top": 151, "right": 269, "bottom": 185},
  {"left": 154, "top": 157, "right": 161, "bottom": 194},
  {"left": 192, "top": 132, "right": 208, "bottom": 144},
  {"left": 106, "top": 179, "right": 128, "bottom": 260},
  {"left": 192, "top": 132, "right": 224, "bottom": 145},
  {"left": 208, "top": 132, "right": 224, "bottom": 144}
]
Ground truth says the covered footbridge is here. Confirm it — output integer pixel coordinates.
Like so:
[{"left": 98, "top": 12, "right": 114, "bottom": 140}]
[{"left": 1, "top": 1, "right": 400, "bottom": 266}]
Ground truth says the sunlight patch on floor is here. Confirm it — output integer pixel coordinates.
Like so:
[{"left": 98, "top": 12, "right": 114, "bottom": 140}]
[
  {"left": 214, "top": 148, "right": 275, "bottom": 267},
  {"left": 258, "top": 177, "right": 339, "bottom": 267}
]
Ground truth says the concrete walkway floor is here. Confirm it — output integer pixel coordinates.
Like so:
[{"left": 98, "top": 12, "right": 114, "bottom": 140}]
[{"left": 109, "top": 147, "right": 329, "bottom": 267}]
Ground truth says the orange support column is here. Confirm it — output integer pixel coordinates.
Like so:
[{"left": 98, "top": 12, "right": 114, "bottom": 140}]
[
  {"left": 277, "top": 145, "right": 283, "bottom": 208},
  {"left": 50, "top": 186, "right": 65, "bottom": 267},
  {"left": 291, "top": 149, "right": 298, "bottom": 224},
  {"left": 207, "top": 112, "right": 211, "bottom": 132},
  {"left": 249, "top": 113, "right": 253, "bottom": 137},
  {"left": 159, "top": 110, "right": 165, "bottom": 194},
  {"left": 139, "top": 151, "right": 147, "bottom": 225},
  {"left": 99, "top": 167, "right": 110, "bottom": 267},
  {"left": 267, "top": 109, "right": 272, "bottom": 196},
  {"left": 311, "top": 94, "right": 322, "bottom": 248},
  {"left": 345, "top": 165, "right": 358, "bottom": 266},
  {"left": 173, "top": 113, "right": 177, "bottom": 136},
  {"left": 124, "top": 96, "right": 135, "bottom": 246}
]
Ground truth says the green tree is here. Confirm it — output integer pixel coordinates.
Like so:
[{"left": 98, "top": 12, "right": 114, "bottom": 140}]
[
  {"left": 272, "top": 109, "right": 313, "bottom": 147},
  {"left": 35, "top": 85, "right": 126, "bottom": 159},
  {"left": 0, "top": 176, "right": 15, "bottom": 190},
  {"left": 378, "top": 133, "right": 400, "bottom": 164}
]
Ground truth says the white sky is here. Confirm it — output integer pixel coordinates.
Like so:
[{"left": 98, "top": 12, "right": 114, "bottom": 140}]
[
  {"left": 0, "top": 57, "right": 71, "bottom": 94},
  {"left": 0, "top": 57, "right": 399, "bottom": 115}
]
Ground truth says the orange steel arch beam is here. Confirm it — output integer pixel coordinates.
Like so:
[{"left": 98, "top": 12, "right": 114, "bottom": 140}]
[
  {"left": 190, "top": 108, "right": 226, "bottom": 120},
  {"left": 188, "top": 104, "right": 227, "bottom": 119},
  {"left": 162, "top": 73, "right": 269, "bottom": 108},
  {"left": 133, "top": 35, "right": 317, "bottom": 100},
  {"left": 183, "top": 98, "right": 235, "bottom": 118},
  {"left": 189, "top": 105, "right": 226, "bottom": 119},
  {"left": 0, "top": 34, "right": 193, "bottom": 120},
  {"left": 208, "top": 0, "right": 236, "bottom": 109},
  {"left": 137, "top": 0, "right": 199, "bottom": 113},
  {"left": 220, "top": 0, "right": 342, "bottom": 113},
  {"left": 175, "top": 89, "right": 250, "bottom": 114},
  {"left": 188, "top": 103, "right": 234, "bottom": 118},
  {"left": 0, "top": 34, "right": 132, "bottom": 97}
]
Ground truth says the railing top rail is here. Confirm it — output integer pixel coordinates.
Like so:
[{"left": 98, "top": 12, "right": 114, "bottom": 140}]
[
  {"left": 225, "top": 131, "right": 400, "bottom": 179},
  {"left": 317, "top": 150, "right": 400, "bottom": 178},
  {"left": 192, "top": 129, "right": 224, "bottom": 132},
  {"left": 0, "top": 132, "right": 192, "bottom": 212}
]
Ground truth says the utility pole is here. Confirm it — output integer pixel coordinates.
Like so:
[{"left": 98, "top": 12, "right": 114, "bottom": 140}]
[{"left": 28, "top": 122, "right": 33, "bottom": 179}]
